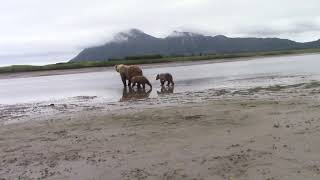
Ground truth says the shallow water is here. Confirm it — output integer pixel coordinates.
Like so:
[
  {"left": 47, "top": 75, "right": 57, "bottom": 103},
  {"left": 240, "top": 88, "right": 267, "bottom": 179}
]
[{"left": 1, "top": 54, "right": 320, "bottom": 105}]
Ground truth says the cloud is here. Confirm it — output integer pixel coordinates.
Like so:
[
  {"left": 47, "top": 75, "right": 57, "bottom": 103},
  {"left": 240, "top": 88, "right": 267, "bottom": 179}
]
[
  {"left": 236, "top": 19, "right": 320, "bottom": 39},
  {"left": 0, "top": 0, "right": 320, "bottom": 65}
]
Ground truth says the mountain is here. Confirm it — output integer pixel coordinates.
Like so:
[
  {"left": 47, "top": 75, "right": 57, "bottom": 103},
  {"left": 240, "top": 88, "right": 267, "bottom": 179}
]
[{"left": 71, "top": 29, "right": 320, "bottom": 61}]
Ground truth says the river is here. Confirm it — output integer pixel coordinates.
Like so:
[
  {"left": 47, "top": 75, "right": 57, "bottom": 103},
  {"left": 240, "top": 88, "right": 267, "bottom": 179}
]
[{"left": 0, "top": 54, "right": 320, "bottom": 105}]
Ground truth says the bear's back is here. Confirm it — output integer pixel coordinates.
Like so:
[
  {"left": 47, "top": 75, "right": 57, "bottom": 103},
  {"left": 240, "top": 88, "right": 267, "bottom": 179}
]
[
  {"left": 127, "top": 66, "right": 143, "bottom": 78},
  {"left": 132, "top": 76, "right": 147, "bottom": 83}
]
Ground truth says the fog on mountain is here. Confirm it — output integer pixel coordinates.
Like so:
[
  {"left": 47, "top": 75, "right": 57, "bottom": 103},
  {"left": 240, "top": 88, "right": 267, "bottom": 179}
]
[{"left": 71, "top": 29, "right": 320, "bottom": 62}]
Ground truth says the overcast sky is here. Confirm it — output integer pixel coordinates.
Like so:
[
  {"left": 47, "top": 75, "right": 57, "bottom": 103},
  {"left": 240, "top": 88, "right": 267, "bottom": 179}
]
[{"left": 1, "top": 0, "right": 320, "bottom": 66}]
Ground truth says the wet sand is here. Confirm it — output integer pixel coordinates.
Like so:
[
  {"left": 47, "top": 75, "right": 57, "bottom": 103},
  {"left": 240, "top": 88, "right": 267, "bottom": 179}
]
[{"left": 1, "top": 81, "right": 320, "bottom": 179}]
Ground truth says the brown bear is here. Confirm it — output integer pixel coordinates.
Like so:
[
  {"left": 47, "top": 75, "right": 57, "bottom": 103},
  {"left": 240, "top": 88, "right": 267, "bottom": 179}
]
[
  {"left": 156, "top": 73, "right": 174, "bottom": 86},
  {"left": 131, "top": 76, "right": 152, "bottom": 89},
  {"left": 115, "top": 64, "right": 143, "bottom": 86}
]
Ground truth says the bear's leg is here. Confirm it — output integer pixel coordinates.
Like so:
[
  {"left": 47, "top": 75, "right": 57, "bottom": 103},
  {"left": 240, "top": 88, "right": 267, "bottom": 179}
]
[
  {"left": 161, "top": 80, "right": 165, "bottom": 86},
  {"left": 121, "top": 74, "right": 127, "bottom": 86},
  {"left": 128, "top": 79, "right": 132, "bottom": 87},
  {"left": 142, "top": 83, "right": 146, "bottom": 89},
  {"left": 167, "top": 81, "right": 170, "bottom": 86},
  {"left": 146, "top": 81, "right": 152, "bottom": 89}
]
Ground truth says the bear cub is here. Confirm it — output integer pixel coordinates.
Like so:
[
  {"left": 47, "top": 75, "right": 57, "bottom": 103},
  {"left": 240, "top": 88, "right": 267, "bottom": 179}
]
[
  {"left": 131, "top": 76, "right": 152, "bottom": 89},
  {"left": 156, "top": 73, "right": 174, "bottom": 86}
]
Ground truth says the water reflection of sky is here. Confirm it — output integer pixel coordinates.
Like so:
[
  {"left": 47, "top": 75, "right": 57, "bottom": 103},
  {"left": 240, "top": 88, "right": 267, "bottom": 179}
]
[{"left": 1, "top": 54, "right": 320, "bottom": 104}]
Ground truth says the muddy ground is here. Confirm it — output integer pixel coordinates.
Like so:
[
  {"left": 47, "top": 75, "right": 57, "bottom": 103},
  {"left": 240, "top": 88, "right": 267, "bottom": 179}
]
[{"left": 1, "top": 81, "right": 320, "bottom": 179}]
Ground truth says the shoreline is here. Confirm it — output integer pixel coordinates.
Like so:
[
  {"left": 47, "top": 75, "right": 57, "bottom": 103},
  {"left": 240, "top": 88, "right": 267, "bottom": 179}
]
[
  {"left": 0, "top": 52, "right": 319, "bottom": 80},
  {"left": 1, "top": 79, "right": 320, "bottom": 126}
]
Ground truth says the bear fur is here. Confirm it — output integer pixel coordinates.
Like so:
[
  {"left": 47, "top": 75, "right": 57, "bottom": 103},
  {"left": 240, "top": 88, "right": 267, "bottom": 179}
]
[
  {"left": 131, "top": 76, "right": 152, "bottom": 89},
  {"left": 115, "top": 64, "right": 143, "bottom": 86},
  {"left": 156, "top": 73, "right": 174, "bottom": 86}
]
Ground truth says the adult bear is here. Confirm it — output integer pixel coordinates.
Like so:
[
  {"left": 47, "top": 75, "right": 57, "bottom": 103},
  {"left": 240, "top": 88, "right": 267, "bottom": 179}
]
[{"left": 115, "top": 64, "right": 143, "bottom": 86}]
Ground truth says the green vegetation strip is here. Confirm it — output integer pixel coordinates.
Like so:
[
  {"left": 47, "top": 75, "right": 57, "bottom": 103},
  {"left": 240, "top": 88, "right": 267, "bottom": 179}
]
[{"left": 1, "top": 48, "right": 320, "bottom": 74}]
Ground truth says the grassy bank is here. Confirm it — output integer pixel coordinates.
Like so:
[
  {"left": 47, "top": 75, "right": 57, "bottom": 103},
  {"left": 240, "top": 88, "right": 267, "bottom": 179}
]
[{"left": 1, "top": 48, "right": 320, "bottom": 74}]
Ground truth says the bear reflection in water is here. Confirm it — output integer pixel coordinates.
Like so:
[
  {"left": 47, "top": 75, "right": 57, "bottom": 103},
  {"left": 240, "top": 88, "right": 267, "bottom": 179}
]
[
  {"left": 157, "top": 86, "right": 174, "bottom": 95},
  {"left": 120, "top": 87, "right": 152, "bottom": 102}
]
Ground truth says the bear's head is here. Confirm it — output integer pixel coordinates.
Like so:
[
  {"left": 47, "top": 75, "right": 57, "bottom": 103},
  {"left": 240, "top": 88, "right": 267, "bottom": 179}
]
[
  {"left": 115, "top": 64, "right": 124, "bottom": 73},
  {"left": 156, "top": 74, "right": 160, "bottom": 80}
]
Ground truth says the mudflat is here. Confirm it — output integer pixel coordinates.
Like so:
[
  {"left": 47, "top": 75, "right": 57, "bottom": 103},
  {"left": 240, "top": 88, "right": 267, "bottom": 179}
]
[{"left": 1, "top": 81, "right": 320, "bottom": 180}]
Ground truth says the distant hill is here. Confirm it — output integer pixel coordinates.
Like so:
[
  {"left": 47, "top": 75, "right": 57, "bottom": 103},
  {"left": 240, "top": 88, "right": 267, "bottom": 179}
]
[{"left": 71, "top": 29, "right": 320, "bottom": 62}]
